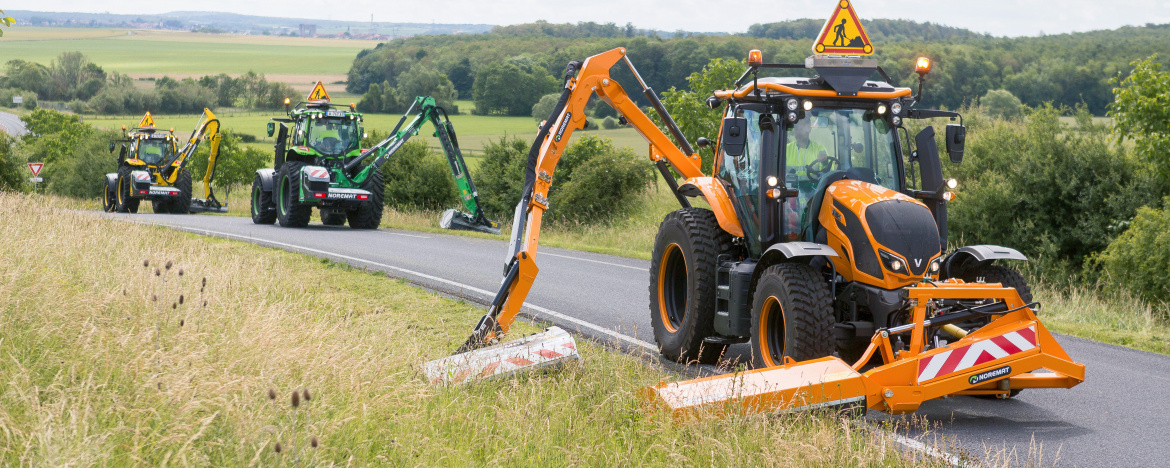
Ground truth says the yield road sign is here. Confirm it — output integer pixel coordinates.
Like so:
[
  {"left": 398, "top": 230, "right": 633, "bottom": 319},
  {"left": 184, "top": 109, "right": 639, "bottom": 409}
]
[{"left": 27, "top": 162, "right": 43, "bottom": 177}]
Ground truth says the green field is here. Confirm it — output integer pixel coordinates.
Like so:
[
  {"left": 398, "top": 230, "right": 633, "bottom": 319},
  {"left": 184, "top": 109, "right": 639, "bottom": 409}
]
[
  {"left": 81, "top": 102, "right": 651, "bottom": 158},
  {"left": 0, "top": 27, "right": 377, "bottom": 88}
]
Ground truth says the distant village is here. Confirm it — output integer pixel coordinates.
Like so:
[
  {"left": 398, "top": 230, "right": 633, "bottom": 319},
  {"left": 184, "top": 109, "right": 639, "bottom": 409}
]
[{"left": 15, "top": 14, "right": 484, "bottom": 40}]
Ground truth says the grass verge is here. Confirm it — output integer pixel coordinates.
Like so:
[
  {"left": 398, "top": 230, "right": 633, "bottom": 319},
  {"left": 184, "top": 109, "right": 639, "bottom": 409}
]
[{"left": 0, "top": 193, "right": 945, "bottom": 465}]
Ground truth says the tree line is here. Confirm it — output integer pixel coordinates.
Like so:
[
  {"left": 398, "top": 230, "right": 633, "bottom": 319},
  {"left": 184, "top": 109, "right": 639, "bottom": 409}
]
[
  {"left": 345, "top": 20, "right": 1170, "bottom": 116},
  {"left": 2, "top": 52, "right": 299, "bottom": 115}
]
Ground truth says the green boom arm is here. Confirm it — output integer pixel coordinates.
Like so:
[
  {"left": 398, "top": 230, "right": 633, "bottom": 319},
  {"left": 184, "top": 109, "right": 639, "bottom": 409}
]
[{"left": 346, "top": 96, "right": 497, "bottom": 229}]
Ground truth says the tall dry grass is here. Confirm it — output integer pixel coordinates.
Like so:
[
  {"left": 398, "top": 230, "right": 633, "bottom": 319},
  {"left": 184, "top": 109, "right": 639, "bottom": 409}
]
[{"left": 0, "top": 193, "right": 951, "bottom": 466}]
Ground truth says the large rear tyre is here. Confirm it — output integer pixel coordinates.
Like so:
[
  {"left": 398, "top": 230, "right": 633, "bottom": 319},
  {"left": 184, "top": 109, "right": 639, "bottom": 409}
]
[
  {"left": 250, "top": 175, "right": 276, "bottom": 224},
  {"left": 750, "top": 263, "right": 834, "bottom": 368},
  {"left": 276, "top": 162, "right": 312, "bottom": 228},
  {"left": 648, "top": 208, "right": 733, "bottom": 364},
  {"left": 171, "top": 169, "right": 192, "bottom": 214},
  {"left": 347, "top": 169, "right": 383, "bottom": 229},
  {"left": 115, "top": 165, "right": 140, "bottom": 214},
  {"left": 960, "top": 264, "right": 1033, "bottom": 304}
]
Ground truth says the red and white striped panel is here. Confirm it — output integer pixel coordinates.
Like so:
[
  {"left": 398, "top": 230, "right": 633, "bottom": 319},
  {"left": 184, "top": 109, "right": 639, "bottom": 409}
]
[
  {"left": 917, "top": 325, "right": 1037, "bottom": 383},
  {"left": 306, "top": 168, "right": 330, "bottom": 179},
  {"left": 422, "top": 326, "right": 579, "bottom": 385},
  {"left": 133, "top": 172, "right": 151, "bottom": 182}
]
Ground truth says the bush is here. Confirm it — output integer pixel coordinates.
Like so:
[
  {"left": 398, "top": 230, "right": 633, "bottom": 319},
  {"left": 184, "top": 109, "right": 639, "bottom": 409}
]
[
  {"left": 1094, "top": 199, "right": 1170, "bottom": 308},
  {"left": 0, "top": 133, "right": 23, "bottom": 191},
  {"left": 473, "top": 135, "right": 530, "bottom": 217},
  {"left": 946, "top": 106, "right": 1157, "bottom": 274},
  {"left": 550, "top": 136, "right": 654, "bottom": 222},
  {"left": 19, "top": 109, "right": 118, "bottom": 199},
  {"left": 378, "top": 140, "right": 458, "bottom": 210},
  {"left": 980, "top": 89, "right": 1024, "bottom": 119},
  {"left": 531, "top": 93, "right": 559, "bottom": 122},
  {"left": 602, "top": 116, "right": 618, "bottom": 130},
  {"left": 472, "top": 135, "right": 654, "bottom": 223},
  {"left": 187, "top": 130, "right": 270, "bottom": 199}
]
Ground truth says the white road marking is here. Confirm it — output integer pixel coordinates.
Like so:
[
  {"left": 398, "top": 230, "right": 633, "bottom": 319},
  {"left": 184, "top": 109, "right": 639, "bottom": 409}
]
[
  {"left": 384, "top": 231, "right": 430, "bottom": 239},
  {"left": 541, "top": 252, "right": 649, "bottom": 271},
  {"left": 160, "top": 224, "right": 657, "bottom": 351}
]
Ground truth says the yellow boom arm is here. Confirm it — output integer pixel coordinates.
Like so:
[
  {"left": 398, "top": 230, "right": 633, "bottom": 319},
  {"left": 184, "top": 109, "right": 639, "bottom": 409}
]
[
  {"left": 174, "top": 109, "right": 224, "bottom": 210},
  {"left": 459, "top": 47, "right": 736, "bottom": 351}
]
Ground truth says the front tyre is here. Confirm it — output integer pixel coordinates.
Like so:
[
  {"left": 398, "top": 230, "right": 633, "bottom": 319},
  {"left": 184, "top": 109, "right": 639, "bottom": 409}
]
[
  {"left": 250, "top": 175, "right": 276, "bottom": 224},
  {"left": 102, "top": 177, "right": 117, "bottom": 212},
  {"left": 276, "top": 162, "right": 312, "bottom": 228},
  {"left": 960, "top": 264, "right": 1033, "bottom": 304},
  {"left": 750, "top": 263, "right": 834, "bottom": 368},
  {"left": 171, "top": 169, "right": 192, "bottom": 214},
  {"left": 648, "top": 208, "right": 733, "bottom": 364}
]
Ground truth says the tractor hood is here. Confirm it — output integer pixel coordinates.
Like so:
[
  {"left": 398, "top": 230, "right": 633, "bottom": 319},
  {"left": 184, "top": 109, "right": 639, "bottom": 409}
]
[{"left": 817, "top": 180, "right": 941, "bottom": 289}]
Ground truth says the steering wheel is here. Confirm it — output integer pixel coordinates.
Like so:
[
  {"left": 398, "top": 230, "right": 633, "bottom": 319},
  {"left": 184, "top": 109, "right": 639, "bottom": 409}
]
[{"left": 806, "top": 157, "right": 839, "bottom": 181}]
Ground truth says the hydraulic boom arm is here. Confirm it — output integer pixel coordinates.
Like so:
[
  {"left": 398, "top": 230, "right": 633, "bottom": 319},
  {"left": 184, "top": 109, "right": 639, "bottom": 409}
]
[
  {"left": 458, "top": 47, "right": 710, "bottom": 351},
  {"left": 345, "top": 96, "right": 497, "bottom": 229}
]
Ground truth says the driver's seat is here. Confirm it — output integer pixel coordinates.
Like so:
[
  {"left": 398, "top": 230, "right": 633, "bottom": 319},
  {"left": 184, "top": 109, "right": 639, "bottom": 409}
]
[{"left": 800, "top": 166, "right": 877, "bottom": 243}]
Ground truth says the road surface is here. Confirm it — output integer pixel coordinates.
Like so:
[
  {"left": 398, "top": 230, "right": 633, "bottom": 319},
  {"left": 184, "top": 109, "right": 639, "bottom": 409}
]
[
  {"left": 104, "top": 212, "right": 1170, "bottom": 466},
  {"left": 0, "top": 111, "right": 27, "bottom": 137}
]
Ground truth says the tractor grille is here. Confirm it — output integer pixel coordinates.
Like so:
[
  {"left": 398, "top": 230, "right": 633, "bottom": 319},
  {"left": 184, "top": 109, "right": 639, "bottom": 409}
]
[{"left": 864, "top": 200, "right": 940, "bottom": 276}]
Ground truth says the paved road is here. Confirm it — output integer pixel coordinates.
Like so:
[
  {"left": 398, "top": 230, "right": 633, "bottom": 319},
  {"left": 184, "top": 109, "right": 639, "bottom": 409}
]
[
  {"left": 0, "top": 111, "right": 27, "bottom": 137},
  {"left": 106, "top": 213, "right": 1170, "bottom": 466}
]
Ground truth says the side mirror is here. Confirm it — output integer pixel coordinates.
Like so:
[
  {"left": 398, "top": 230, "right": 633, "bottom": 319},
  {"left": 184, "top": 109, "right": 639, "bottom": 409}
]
[
  {"left": 721, "top": 117, "right": 747, "bottom": 157},
  {"left": 696, "top": 137, "right": 711, "bottom": 148},
  {"left": 266, "top": 122, "right": 276, "bottom": 138},
  {"left": 108, "top": 142, "right": 116, "bottom": 153},
  {"left": 945, "top": 124, "right": 965, "bottom": 163}
]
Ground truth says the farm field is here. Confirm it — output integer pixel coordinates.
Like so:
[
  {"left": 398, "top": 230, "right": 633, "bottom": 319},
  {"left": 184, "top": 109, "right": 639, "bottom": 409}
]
[
  {"left": 82, "top": 104, "right": 652, "bottom": 162},
  {"left": 0, "top": 27, "right": 378, "bottom": 89}
]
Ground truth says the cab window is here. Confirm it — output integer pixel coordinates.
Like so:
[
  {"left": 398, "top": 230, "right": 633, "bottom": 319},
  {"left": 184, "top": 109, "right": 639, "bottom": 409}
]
[
  {"left": 135, "top": 139, "right": 173, "bottom": 165},
  {"left": 307, "top": 118, "right": 360, "bottom": 156}
]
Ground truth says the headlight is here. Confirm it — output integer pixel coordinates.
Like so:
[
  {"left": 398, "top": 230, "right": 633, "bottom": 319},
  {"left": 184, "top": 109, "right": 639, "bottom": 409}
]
[
  {"left": 946, "top": 178, "right": 958, "bottom": 189},
  {"left": 891, "top": 116, "right": 901, "bottom": 126},
  {"left": 877, "top": 104, "right": 887, "bottom": 115},
  {"left": 786, "top": 99, "right": 799, "bottom": 111},
  {"left": 929, "top": 258, "right": 941, "bottom": 274},
  {"left": 803, "top": 100, "right": 813, "bottom": 111},
  {"left": 766, "top": 175, "right": 778, "bottom": 187},
  {"left": 879, "top": 250, "right": 908, "bottom": 275},
  {"left": 891, "top": 102, "right": 902, "bottom": 115}
]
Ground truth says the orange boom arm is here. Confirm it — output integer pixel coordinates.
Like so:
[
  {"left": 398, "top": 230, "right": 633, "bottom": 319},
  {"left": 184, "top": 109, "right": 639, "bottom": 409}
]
[{"left": 458, "top": 47, "right": 731, "bottom": 351}]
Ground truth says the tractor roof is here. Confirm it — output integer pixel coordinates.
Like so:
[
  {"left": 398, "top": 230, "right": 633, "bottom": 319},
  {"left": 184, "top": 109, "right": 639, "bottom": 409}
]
[{"left": 716, "top": 75, "right": 910, "bottom": 102}]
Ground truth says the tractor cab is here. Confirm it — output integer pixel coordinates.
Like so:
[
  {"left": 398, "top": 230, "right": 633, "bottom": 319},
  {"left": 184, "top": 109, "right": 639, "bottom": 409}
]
[
  {"left": 269, "top": 82, "right": 365, "bottom": 171},
  {"left": 131, "top": 135, "right": 177, "bottom": 166}
]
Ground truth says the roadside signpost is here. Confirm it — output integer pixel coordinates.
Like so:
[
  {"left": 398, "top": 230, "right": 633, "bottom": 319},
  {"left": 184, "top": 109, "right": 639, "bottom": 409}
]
[{"left": 28, "top": 162, "right": 43, "bottom": 188}]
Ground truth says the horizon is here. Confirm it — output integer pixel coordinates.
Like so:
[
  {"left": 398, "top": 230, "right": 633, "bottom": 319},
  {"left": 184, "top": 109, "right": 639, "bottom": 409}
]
[{"left": 4, "top": 1, "right": 1169, "bottom": 38}]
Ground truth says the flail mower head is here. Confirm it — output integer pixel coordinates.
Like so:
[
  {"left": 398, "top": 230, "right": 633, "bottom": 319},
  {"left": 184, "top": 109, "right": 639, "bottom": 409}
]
[
  {"left": 423, "top": 326, "right": 579, "bottom": 385},
  {"left": 440, "top": 208, "right": 502, "bottom": 235},
  {"left": 639, "top": 281, "right": 1085, "bottom": 419}
]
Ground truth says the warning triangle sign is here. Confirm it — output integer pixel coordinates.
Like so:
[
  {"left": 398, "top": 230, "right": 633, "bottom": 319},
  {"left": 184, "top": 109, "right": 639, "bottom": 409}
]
[
  {"left": 139, "top": 112, "right": 156, "bottom": 128},
  {"left": 308, "top": 81, "right": 330, "bottom": 102},
  {"left": 27, "top": 162, "right": 43, "bottom": 177},
  {"left": 813, "top": 0, "right": 874, "bottom": 56}
]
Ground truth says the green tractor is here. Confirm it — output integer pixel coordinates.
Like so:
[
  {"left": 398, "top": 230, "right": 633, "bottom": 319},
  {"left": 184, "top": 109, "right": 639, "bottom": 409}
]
[{"left": 250, "top": 85, "right": 499, "bottom": 233}]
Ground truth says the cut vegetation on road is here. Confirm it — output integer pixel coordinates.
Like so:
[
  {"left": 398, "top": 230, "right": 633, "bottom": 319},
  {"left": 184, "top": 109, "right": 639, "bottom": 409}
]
[{"left": 0, "top": 193, "right": 948, "bottom": 465}]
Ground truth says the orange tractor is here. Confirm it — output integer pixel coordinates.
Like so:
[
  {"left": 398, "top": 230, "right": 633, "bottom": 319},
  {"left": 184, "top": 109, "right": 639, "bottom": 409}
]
[{"left": 433, "top": 5, "right": 1083, "bottom": 417}]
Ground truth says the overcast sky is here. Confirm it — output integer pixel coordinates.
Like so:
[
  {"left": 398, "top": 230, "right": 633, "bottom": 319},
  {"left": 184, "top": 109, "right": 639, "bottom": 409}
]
[{"left": 7, "top": 0, "right": 1170, "bottom": 37}]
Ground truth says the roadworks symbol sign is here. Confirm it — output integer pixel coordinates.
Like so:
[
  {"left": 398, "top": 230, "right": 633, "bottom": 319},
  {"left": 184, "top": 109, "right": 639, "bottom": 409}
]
[
  {"left": 308, "top": 81, "right": 331, "bottom": 102},
  {"left": 139, "top": 112, "right": 156, "bottom": 128},
  {"left": 813, "top": 0, "right": 874, "bottom": 56}
]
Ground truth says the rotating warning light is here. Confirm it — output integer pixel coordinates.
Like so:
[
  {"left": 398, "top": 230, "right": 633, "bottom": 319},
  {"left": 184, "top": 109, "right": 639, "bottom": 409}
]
[
  {"left": 915, "top": 57, "right": 932, "bottom": 76},
  {"left": 747, "top": 49, "right": 763, "bottom": 66}
]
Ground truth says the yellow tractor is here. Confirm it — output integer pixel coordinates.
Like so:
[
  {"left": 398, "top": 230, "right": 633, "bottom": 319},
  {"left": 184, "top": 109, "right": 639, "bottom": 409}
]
[
  {"left": 433, "top": 2, "right": 1083, "bottom": 418},
  {"left": 102, "top": 110, "right": 223, "bottom": 214}
]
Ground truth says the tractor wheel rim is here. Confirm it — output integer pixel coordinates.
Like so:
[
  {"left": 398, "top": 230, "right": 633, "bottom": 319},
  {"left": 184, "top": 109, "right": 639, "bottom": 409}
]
[
  {"left": 657, "top": 243, "right": 687, "bottom": 333},
  {"left": 758, "top": 296, "right": 786, "bottom": 367},
  {"left": 252, "top": 184, "right": 261, "bottom": 215}
]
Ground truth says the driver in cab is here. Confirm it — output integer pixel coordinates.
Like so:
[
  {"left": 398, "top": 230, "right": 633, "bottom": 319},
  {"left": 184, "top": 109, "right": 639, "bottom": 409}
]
[{"left": 783, "top": 118, "right": 832, "bottom": 235}]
